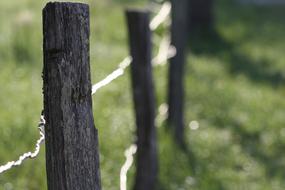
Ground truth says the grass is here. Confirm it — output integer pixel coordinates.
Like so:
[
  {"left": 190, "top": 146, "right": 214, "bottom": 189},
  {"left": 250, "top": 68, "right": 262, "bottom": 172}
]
[{"left": 1, "top": 0, "right": 285, "bottom": 189}]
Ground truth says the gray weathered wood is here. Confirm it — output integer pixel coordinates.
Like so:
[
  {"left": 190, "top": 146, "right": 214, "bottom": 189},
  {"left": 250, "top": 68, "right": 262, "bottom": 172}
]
[
  {"left": 43, "top": 2, "right": 101, "bottom": 190},
  {"left": 126, "top": 10, "right": 158, "bottom": 190},
  {"left": 168, "top": 0, "right": 189, "bottom": 145}
]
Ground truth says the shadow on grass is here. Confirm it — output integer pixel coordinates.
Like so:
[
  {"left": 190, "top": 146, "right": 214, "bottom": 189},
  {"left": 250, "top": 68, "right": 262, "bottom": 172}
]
[
  {"left": 188, "top": 28, "right": 285, "bottom": 87},
  {"left": 187, "top": 6, "right": 285, "bottom": 180},
  {"left": 232, "top": 122, "right": 285, "bottom": 180},
  {"left": 187, "top": 27, "right": 285, "bottom": 178}
]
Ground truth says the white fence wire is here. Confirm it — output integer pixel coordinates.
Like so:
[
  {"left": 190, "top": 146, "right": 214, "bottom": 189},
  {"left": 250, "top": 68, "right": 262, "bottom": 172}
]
[
  {"left": 119, "top": 101, "right": 169, "bottom": 190},
  {"left": 0, "top": 1, "right": 174, "bottom": 179},
  {"left": 92, "top": 56, "right": 132, "bottom": 94},
  {"left": 0, "top": 115, "right": 45, "bottom": 173},
  {"left": 120, "top": 144, "right": 137, "bottom": 190}
]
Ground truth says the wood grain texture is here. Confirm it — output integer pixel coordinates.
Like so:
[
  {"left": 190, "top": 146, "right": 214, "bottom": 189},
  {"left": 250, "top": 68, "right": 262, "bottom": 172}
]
[
  {"left": 126, "top": 10, "right": 158, "bottom": 190},
  {"left": 43, "top": 2, "right": 101, "bottom": 190}
]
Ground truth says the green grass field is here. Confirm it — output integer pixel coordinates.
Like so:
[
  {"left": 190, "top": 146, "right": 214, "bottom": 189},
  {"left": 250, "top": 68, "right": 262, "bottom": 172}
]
[{"left": 1, "top": 0, "right": 285, "bottom": 189}]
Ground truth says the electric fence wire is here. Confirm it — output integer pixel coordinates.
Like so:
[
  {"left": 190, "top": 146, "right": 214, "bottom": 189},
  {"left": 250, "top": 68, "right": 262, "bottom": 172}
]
[
  {"left": 119, "top": 102, "right": 169, "bottom": 190},
  {"left": 119, "top": 3, "right": 173, "bottom": 189},
  {"left": 0, "top": 1, "right": 174, "bottom": 175}
]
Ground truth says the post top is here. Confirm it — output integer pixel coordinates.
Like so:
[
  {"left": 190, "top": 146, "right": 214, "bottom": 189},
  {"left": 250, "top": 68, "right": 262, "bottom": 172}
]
[
  {"left": 125, "top": 8, "right": 150, "bottom": 15},
  {"left": 43, "top": 1, "right": 89, "bottom": 11}
]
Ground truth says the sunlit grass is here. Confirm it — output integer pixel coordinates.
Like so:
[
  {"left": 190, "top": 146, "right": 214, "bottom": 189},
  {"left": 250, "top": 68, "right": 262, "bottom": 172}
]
[{"left": 1, "top": 0, "right": 285, "bottom": 189}]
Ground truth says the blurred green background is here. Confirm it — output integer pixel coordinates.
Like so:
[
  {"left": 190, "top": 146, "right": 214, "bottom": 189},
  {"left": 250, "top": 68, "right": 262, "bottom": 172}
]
[{"left": 1, "top": 0, "right": 285, "bottom": 189}]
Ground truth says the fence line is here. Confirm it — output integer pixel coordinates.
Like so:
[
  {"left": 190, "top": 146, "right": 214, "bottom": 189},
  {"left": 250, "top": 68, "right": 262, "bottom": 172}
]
[
  {"left": 0, "top": 115, "right": 45, "bottom": 174},
  {"left": 120, "top": 144, "right": 137, "bottom": 190},
  {"left": 92, "top": 56, "right": 132, "bottom": 94},
  {"left": 156, "top": 103, "right": 169, "bottom": 127},
  {"left": 91, "top": 34, "right": 176, "bottom": 95},
  {"left": 119, "top": 101, "right": 169, "bottom": 190},
  {"left": 152, "top": 35, "right": 176, "bottom": 66},
  {"left": 150, "top": 2, "right": 171, "bottom": 31},
  {"left": 119, "top": 102, "right": 169, "bottom": 190},
  {"left": 118, "top": 5, "right": 173, "bottom": 185},
  {"left": 92, "top": 2, "right": 173, "bottom": 95},
  {"left": 0, "top": 1, "right": 173, "bottom": 175}
]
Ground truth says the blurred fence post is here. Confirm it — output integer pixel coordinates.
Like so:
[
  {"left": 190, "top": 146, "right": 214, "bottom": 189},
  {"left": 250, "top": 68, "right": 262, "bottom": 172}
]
[
  {"left": 43, "top": 2, "right": 101, "bottom": 190},
  {"left": 168, "top": 0, "right": 189, "bottom": 145},
  {"left": 126, "top": 9, "right": 158, "bottom": 190},
  {"left": 189, "top": 0, "right": 214, "bottom": 32}
]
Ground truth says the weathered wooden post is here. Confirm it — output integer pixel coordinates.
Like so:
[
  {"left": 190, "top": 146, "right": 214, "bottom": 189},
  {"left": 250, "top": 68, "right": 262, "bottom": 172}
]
[
  {"left": 43, "top": 2, "right": 101, "bottom": 190},
  {"left": 168, "top": 0, "right": 189, "bottom": 145},
  {"left": 126, "top": 10, "right": 158, "bottom": 190},
  {"left": 189, "top": 0, "right": 214, "bottom": 32}
]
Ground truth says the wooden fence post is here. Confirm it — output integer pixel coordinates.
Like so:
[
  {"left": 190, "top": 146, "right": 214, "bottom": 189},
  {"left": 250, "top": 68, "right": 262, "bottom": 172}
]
[
  {"left": 168, "top": 0, "right": 189, "bottom": 145},
  {"left": 189, "top": 0, "right": 214, "bottom": 32},
  {"left": 126, "top": 10, "right": 158, "bottom": 190},
  {"left": 43, "top": 2, "right": 101, "bottom": 190}
]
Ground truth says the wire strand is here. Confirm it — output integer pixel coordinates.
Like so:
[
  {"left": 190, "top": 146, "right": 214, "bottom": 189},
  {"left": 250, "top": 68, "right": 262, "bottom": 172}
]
[
  {"left": 119, "top": 102, "right": 169, "bottom": 190},
  {"left": 0, "top": 115, "right": 45, "bottom": 174},
  {"left": 150, "top": 2, "right": 172, "bottom": 30},
  {"left": 92, "top": 57, "right": 132, "bottom": 95},
  {"left": 92, "top": 2, "right": 173, "bottom": 95},
  {"left": 0, "top": 1, "right": 173, "bottom": 175},
  {"left": 120, "top": 144, "right": 137, "bottom": 190}
]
